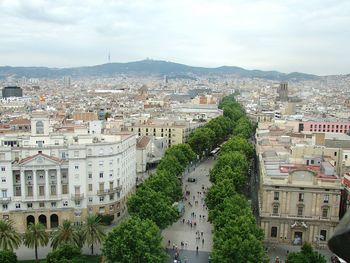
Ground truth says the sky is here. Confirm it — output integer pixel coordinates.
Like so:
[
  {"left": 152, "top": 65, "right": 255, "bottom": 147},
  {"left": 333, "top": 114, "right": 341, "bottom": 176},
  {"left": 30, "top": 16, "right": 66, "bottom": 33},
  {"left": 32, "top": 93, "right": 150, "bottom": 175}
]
[{"left": 0, "top": 0, "right": 349, "bottom": 75}]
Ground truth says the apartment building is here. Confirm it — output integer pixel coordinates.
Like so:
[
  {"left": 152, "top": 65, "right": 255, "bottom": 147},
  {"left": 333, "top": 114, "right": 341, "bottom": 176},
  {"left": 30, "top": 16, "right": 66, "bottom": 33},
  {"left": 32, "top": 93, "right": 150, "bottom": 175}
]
[
  {"left": 257, "top": 122, "right": 342, "bottom": 247},
  {"left": 0, "top": 112, "right": 136, "bottom": 232},
  {"left": 127, "top": 120, "right": 203, "bottom": 147}
]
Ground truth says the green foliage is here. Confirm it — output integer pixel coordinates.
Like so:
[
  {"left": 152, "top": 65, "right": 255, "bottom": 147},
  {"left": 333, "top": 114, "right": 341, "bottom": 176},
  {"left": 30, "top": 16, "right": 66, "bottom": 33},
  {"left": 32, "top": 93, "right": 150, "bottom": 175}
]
[
  {"left": 234, "top": 116, "right": 253, "bottom": 139},
  {"left": 23, "top": 223, "right": 49, "bottom": 261},
  {"left": 188, "top": 127, "right": 215, "bottom": 156},
  {"left": 102, "top": 217, "right": 167, "bottom": 263},
  {"left": 50, "top": 220, "right": 79, "bottom": 250},
  {"left": 205, "top": 178, "right": 236, "bottom": 211},
  {"left": 207, "top": 95, "right": 268, "bottom": 263},
  {"left": 143, "top": 170, "right": 182, "bottom": 203},
  {"left": 97, "top": 214, "right": 114, "bottom": 226},
  {"left": 156, "top": 154, "right": 183, "bottom": 177},
  {"left": 210, "top": 152, "right": 248, "bottom": 191},
  {"left": 82, "top": 215, "right": 106, "bottom": 255},
  {"left": 0, "top": 220, "right": 21, "bottom": 251},
  {"left": 0, "top": 250, "right": 17, "bottom": 263},
  {"left": 46, "top": 243, "right": 81, "bottom": 263},
  {"left": 208, "top": 195, "right": 253, "bottom": 229},
  {"left": 286, "top": 242, "right": 327, "bottom": 263},
  {"left": 127, "top": 187, "right": 178, "bottom": 229},
  {"left": 220, "top": 136, "right": 254, "bottom": 159}
]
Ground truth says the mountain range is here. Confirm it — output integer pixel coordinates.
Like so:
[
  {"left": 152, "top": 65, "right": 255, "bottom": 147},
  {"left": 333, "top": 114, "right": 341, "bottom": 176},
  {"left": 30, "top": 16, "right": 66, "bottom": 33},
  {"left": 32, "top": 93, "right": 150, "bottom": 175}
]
[{"left": 0, "top": 59, "right": 319, "bottom": 81}]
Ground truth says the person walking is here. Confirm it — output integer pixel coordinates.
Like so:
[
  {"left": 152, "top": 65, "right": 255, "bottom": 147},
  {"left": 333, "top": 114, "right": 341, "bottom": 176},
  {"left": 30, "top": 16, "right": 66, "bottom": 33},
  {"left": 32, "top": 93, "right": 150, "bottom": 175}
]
[{"left": 196, "top": 246, "right": 199, "bottom": 255}]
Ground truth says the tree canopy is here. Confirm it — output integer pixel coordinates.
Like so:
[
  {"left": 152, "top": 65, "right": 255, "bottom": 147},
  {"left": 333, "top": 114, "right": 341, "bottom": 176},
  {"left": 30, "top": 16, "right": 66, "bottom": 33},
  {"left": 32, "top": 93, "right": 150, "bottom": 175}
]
[
  {"left": 286, "top": 242, "right": 326, "bottom": 263},
  {"left": 103, "top": 217, "right": 167, "bottom": 263}
]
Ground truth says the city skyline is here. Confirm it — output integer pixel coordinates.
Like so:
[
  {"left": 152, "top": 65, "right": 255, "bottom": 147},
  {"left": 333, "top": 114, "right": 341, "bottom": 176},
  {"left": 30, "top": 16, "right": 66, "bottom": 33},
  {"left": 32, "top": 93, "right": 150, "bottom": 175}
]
[{"left": 0, "top": 0, "right": 349, "bottom": 75}]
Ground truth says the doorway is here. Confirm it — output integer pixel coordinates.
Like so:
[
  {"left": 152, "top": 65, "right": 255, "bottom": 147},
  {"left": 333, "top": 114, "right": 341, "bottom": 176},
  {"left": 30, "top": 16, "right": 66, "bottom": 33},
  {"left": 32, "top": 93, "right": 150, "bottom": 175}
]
[{"left": 293, "top": 231, "right": 303, "bottom": 245}]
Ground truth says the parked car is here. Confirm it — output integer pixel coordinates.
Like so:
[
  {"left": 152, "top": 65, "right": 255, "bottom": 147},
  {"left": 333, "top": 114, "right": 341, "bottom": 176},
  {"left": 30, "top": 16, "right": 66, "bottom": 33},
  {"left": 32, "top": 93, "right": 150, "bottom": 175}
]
[{"left": 187, "top": 177, "right": 196, "bottom": 182}]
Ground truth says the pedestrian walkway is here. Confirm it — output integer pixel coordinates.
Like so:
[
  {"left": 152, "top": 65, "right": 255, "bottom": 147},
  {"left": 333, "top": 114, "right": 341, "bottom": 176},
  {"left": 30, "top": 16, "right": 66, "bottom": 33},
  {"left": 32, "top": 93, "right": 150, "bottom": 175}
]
[{"left": 162, "top": 158, "right": 214, "bottom": 261}]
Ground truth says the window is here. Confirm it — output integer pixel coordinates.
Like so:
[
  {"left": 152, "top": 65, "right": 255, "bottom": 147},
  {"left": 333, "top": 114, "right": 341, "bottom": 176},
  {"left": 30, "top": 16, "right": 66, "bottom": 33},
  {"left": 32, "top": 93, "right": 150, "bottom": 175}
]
[
  {"left": 63, "top": 201, "right": 68, "bottom": 207},
  {"left": 51, "top": 185, "right": 57, "bottom": 195},
  {"left": 298, "top": 193, "right": 304, "bottom": 202},
  {"left": 334, "top": 152, "right": 337, "bottom": 156},
  {"left": 109, "top": 170, "right": 113, "bottom": 177},
  {"left": 39, "top": 186, "right": 45, "bottom": 196},
  {"left": 1, "top": 167, "right": 5, "bottom": 172},
  {"left": 297, "top": 206, "right": 303, "bottom": 216},
  {"left": 109, "top": 160, "right": 113, "bottom": 165},
  {"left": 323, "top": 194, "right": 329, "bottom": 204},
  {"left": 99, "top": 161, "right": 104, "bottom": 167},
  {"left": 99, "top": 206, "right": 105, "bottom": 213},
  {"left": 88, "top": 197, "right": 93, "bottom": 203},
  {"left": 51, "top": 202, "right": 56, "bottom": 208},
  {"left": 109, "top": 194, "right": 114, "bottom": 201},
  {"left": 75, "top": 201, "right": 80, "bottom": 207},
  {"left": 2, "top": 204, "right": 8, "bottom": 210},
  {"left": 36, "top": 121, "right": 44, "bottom": 134},
  {"left": 27, "top": 203, "right": 33, "bottom": 209},
  {"left": 322, "top": 207, "right": 329, "bottom": 218},
  {"left": 88, "top": 173, "right": 92, "bottom": 179},
  {"left": 271, "top": 227, "right": 278, "bottom": 238},
  {"left": 88, "top": 184, "right": 93, "bottom": 191},
  {"left": 88, "top": 162, "right": 92, "bottom": 167},
  {"left": 39, "top": 202, "right": 45, "bottom": 208},
  {"left": 1, "top": 190, "right": 7, "bottom": 198},
  {"left": 1, "top": 177, "right": 6, "bottom": 183},
  {"left": 346, "top": 155, "right": 348, "bottom": 160},
  {"left": 99, "top": 172, "right": 104, "bottom": 178},
  {"left": 273, "top": 204, "right": 279, "bottom": 215},
  {"left": 74, "top": 165, "right": 79, "bottom": 170},
  {"left": 15, "top": 203, "right": 21, "bottom": 209},
  {"left": 99, "top": 196, "right": 104, "bottom": 202},
  {"left": 274, "top": 192, "right": 279, "bottom": 201},
  {"left": 62, "top": 185, "right": 68, "bottom": 194},
  {"left": 320, "top": 230, "right": 327, "bottom": 241}
]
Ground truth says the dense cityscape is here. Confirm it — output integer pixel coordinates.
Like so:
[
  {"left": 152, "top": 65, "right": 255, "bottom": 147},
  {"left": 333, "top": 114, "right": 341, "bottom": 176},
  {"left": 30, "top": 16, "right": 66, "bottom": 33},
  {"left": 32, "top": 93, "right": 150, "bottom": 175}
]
[{"left": 1, "top": 1, "right": 350, "bottom": 263}]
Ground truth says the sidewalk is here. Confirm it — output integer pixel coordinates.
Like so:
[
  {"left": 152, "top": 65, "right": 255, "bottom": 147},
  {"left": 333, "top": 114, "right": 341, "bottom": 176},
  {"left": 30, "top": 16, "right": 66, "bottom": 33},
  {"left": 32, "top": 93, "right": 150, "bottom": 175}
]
[{"left": 162, "top": 158, "right": 215, "bottom": 262}]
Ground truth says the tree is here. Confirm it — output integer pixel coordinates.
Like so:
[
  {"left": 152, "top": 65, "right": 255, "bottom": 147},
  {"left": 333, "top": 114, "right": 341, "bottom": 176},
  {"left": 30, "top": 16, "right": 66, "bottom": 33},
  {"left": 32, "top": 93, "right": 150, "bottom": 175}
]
[
  {"left": 220, "top": 136, "right": 254, "bottom": 159},
  {"left": 23, "top": 222, "right": 49, "bottom": 262},
  {"left": 50, "top": 220, "right": 78, "bottom": 249},
  {"left": 103, "top": 217, "right": 167, "bottom": 263},
  {"left": 209, "top": 152, "right": 248, "bottom": 190},
  {"left": 286, "top": 242, "right": 327, "bottom": 263},
  {"left": 205, "top": 178, "right": 236, "bottom": 210},
  {"left": 165, "top": 147, "right": 188, "bottom": 168},
  {"left": 0, "top": 250, "right": 17, "bottom": 263},
  {"left": 0, "top": 220, "right": 21, "bottom": 251},
  {"left": 156, "top": 154, "right": 183, "bottom": 177},
  {"left": 46, "top": 243, "right": 81, "bottom": 263},
  {"left": 82, "top": 215, "right": 105, "bottom": 255},
  {"left": 127, "top": 187, "right": 178, "bottom": 229},
  {"left": 188, "top": 128, "right": 215, "bottom": 156},
  {"left": 143, "top": 170, "right": 182, "bottom": 203},
  {"left": 234, "top": 117, "right": 253, "bottom": 139},
  {"left": 209, "top": 195, "right": 253, "bottom": 229},
  {"left": 211, "top": 216, "right": 268, "bottom": 263},
  {"left": 173, "top": 144, "right": 196, "bottom": 163}
]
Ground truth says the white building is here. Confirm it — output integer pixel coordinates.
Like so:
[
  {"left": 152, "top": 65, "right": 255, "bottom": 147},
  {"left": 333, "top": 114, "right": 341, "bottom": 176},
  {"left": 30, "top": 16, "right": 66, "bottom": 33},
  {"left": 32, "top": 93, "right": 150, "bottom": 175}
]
[{"left": 0, "top": 112, "right": 136, "bottom": 232}]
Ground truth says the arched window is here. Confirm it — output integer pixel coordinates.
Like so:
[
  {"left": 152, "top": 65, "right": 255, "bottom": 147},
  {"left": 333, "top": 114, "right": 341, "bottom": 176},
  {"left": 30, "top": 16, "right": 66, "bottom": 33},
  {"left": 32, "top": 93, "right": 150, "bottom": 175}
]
[
  {"left": 272, "top": 204, "right": 279, "bottom": 215},
  {"left": 36, "top": 121, "right": 44, "bottom": 134},
  {"left": 26, "top": 215, "right": 35, "bottom": 226}
]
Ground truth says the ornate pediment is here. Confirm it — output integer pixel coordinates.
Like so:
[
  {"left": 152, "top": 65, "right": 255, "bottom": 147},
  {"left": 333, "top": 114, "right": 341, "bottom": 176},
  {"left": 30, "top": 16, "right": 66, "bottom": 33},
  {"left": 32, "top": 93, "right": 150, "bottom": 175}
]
[
  {"left": 291, "top": 221, "right": 308, "bottom": 229},
  {"left": 19, "top": 153, "right": 62, "bottom": 167}
]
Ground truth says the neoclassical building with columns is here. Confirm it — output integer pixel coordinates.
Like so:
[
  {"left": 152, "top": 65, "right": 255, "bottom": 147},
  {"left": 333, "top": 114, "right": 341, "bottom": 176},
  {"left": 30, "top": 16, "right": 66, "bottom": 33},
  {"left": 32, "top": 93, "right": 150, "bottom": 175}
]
[{"left": 0, "top": 112, "right": 136, "bottom": 232}]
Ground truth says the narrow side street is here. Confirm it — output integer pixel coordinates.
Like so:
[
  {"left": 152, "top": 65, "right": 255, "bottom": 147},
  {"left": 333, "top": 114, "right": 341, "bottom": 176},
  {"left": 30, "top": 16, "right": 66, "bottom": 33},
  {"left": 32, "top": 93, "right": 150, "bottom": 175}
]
[{"left": 162, "top": 158, "right": 214, "bottom": 263}]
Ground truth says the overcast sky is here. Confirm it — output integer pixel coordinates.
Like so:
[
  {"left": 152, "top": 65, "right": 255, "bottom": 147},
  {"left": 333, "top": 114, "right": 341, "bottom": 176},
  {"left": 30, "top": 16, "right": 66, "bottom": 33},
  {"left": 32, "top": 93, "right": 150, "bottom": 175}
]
[{"left": 0, "top": 0, "right": 349, "bottom": 75}]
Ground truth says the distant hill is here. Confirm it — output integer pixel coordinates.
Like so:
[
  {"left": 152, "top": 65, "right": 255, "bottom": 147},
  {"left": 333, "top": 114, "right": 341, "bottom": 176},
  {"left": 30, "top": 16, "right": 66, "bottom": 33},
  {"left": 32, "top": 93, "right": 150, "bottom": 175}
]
[{"left": 0, "top": 59, "right": 319, "bottom": 81}]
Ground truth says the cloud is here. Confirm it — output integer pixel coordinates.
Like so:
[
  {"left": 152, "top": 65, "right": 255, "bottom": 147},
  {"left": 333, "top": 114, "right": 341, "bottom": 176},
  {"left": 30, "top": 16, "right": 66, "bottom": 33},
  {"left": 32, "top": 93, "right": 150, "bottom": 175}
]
[{"left": 0, "top": 0, "right": 349, "bottom": 74}]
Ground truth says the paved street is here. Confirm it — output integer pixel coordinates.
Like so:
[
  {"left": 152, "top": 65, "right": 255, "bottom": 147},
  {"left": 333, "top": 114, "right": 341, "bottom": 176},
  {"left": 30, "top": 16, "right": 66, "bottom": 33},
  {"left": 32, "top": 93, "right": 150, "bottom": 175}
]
[{"left": 162, "top": 158, "right": 214, "bottom": 263}]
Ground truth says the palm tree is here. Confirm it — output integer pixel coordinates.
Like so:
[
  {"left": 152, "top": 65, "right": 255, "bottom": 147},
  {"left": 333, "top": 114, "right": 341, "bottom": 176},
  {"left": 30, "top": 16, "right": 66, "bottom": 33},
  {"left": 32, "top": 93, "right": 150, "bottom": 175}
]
[
  {"left": 23, "top": 222, "right": 48, "bottom": 262},
  {"left": 82, "top": 215, "right": 105, "bottom": 255},
  {"left": 50, "top": 219, "right": 77, "bottom": 249},
  {"left": 0, "top": 219, "right": 21, "bottom": 251}
]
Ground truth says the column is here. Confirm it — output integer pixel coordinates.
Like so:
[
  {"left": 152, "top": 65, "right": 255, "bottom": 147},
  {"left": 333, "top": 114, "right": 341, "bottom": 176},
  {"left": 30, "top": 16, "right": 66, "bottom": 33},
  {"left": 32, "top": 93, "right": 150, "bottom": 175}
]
[
  {"left": 33, "top": 170, "right": 37, "bottom": 198},
  {"left": 20, "top": 170, "right": 26, "bottom": 199},
  {"left": 57, "top": 168, "right": 62, "bottom": 196},
  {"left": 45, "top": 170, "right": 49, "bottom": 198},
  {"left": 315, "top": 194, "right": 320, "bottom": 215},
  {"left": 284, "top": 223, "right": 288, "bottom": 240},
  {"left": 285, "top": 192, "right": 290, "bottom": 215},
  {"left": 309, "top": 225, "right": 314, "bottom": 243},
  {"left": 311, "top": 193, "right": 317, "bottom": 215}
]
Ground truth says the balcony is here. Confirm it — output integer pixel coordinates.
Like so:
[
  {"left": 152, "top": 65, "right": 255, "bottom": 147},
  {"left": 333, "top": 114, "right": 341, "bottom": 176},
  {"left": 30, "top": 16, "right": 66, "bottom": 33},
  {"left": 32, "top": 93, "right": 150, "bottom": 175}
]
[
  {"left": 71, "top": 193, "right": 84, "bottom": 201},
  {"left": 109, "top": 186, "right": 122, "bottom": 194},
  {"left": 97, "top": 186, "right": 122, "bottom": 196},
  {"left": 0, "top": 197, "right": 11, "bottom": 204}
]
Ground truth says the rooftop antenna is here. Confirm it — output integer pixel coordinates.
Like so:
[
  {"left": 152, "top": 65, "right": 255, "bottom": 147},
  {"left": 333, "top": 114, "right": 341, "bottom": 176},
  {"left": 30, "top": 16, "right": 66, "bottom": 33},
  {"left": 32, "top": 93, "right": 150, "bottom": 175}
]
[{"left": 108, "top": 51, "right": 111, "bottom": 63}]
